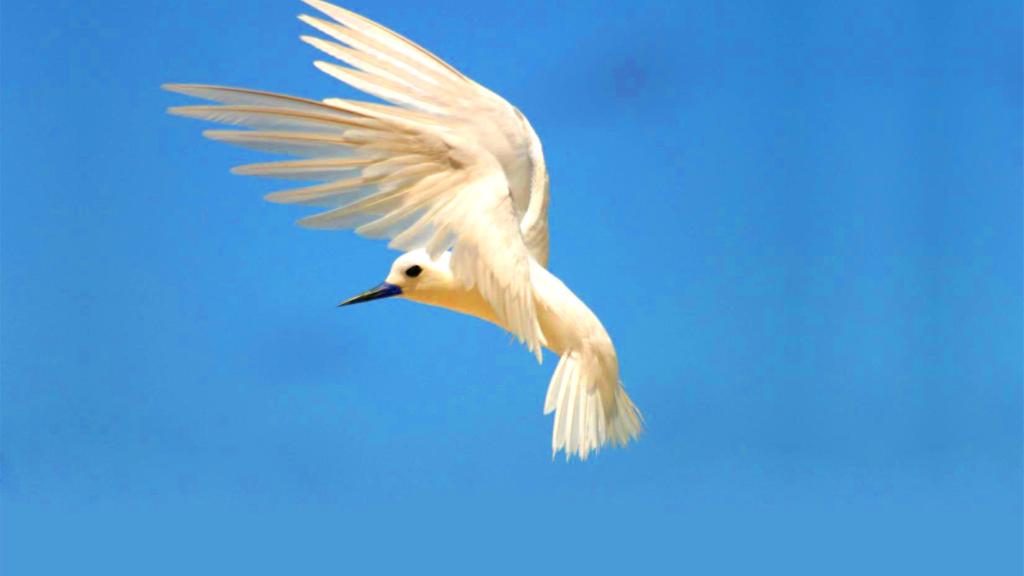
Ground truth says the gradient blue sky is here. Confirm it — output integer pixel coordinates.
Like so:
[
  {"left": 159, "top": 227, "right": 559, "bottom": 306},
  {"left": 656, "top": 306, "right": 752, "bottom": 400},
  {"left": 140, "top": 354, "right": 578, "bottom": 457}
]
[{"left": 2, "top": 1, "right": 1021, "bottom": 574}]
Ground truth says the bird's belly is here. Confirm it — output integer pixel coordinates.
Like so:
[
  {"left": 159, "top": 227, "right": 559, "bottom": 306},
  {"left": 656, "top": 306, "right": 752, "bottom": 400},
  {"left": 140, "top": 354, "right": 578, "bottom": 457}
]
[
  {"left": 536, "top": 306, "right": 572, "bottom": 356},
  {"left": 411, "top": 276, "right": 579, "bottom": 358}
]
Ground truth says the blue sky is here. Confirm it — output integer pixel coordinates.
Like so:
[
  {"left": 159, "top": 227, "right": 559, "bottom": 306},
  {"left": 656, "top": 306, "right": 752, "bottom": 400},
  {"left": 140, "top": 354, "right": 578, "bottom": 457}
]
[{"left": 2, "top": 1, "right": 1021, "bottom": 574}]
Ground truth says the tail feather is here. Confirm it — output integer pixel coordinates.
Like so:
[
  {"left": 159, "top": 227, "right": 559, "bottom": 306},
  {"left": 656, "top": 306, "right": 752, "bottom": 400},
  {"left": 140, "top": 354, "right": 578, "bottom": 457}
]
[{"left": 544, "top": 352, "right": 642, "bottom": 460}]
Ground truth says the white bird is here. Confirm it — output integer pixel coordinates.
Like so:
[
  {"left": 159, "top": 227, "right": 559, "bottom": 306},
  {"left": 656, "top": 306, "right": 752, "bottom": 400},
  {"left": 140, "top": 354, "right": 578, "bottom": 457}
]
[{"left": 165, "top": 0, "right": 642, "bottom": 460}]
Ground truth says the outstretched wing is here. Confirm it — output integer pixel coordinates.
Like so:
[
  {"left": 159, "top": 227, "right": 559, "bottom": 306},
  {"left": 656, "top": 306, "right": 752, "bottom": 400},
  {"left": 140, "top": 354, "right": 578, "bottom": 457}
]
[
  {"left": 297, "top": 0, "right": 549, "bottom": 268},
  {"left": 164, "top": 0, "right": 550, "bottom": 357}
]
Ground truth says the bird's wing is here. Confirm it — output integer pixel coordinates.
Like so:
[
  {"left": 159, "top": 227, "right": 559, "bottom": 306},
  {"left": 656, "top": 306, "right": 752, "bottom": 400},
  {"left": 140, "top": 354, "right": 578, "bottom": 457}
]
[
  {"left": 296, "top": 0, "right": 550, "bottom": 265},
  {"left": 164, "top": 0, "right": 551, "bottom": 357}
]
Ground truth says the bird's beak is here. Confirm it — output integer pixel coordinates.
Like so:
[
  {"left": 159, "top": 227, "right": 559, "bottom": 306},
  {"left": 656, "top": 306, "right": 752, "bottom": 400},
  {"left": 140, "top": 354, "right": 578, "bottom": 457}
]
[{"left": 338, "top": 282, "right": 402, "bottom": 307}]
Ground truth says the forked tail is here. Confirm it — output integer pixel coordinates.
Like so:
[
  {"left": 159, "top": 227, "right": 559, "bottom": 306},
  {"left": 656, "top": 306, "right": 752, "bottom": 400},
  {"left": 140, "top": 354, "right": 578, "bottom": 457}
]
[{"left": 543, "top": 351, "right": 643, "bottom": 460}]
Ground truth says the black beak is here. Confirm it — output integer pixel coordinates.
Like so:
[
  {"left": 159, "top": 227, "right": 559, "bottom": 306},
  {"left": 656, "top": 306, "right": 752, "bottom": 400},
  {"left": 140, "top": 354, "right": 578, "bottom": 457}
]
[{"left": 338, "top": 282, "right": 402, "bottom": 307}]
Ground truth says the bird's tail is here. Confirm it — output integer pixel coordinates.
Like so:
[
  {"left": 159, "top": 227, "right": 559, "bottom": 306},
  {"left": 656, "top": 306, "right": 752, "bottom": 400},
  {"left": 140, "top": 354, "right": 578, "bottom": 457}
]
[{"left": 543, "top": 351, "right": 643, "bottom": 460}]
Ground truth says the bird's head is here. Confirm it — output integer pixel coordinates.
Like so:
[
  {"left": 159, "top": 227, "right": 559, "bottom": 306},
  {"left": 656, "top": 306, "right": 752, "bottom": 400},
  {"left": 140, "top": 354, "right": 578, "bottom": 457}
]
[{"left": 338, "top": 249, "right": 453, "bottom": 307}]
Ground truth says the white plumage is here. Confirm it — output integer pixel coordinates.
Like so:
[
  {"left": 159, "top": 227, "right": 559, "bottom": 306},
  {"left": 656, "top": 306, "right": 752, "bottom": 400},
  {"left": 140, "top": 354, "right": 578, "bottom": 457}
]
[{"left": 166, "top": 0, "right": 642, "bottom": 460}]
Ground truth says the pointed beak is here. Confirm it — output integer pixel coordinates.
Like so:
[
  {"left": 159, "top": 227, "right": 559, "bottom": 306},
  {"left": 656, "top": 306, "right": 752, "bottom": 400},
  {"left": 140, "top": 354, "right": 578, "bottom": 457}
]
[{"left": 338, "top": 282, "right": 402, "bottom": 307}]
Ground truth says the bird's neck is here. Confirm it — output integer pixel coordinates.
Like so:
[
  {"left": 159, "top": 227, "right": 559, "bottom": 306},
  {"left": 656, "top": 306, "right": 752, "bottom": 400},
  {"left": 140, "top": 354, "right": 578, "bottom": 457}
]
[{"left": 405, "top": 283, "right": 502, "bottom": 328}]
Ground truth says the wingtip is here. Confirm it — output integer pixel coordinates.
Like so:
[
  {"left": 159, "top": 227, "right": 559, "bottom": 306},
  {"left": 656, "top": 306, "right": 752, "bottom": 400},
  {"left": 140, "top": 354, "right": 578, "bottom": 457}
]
[
  {"left": 167, "top": 104, "right": 218, "bottom": 118},
  {"left": 312, "top": 60, "right": 344, "bottom": 77},
  {"left": 295, "top": 213, "right": 340, "bottom": 229},
  {"left": 264, "top": 189, "right": 314, "bottom": 205},
  {"left": 161, "top": 83, "right": 230, "bottom": 102},
  {"left": 302, "top": 0, "right": 355, "bottom": 21},
  {"left": 300, "top": 0, "right": 347, "bottom": 26},
  {"left": 162, "top": 83, "right": 192, "bottom": 95},
  {"left": 299, "top": 0, "right": 325, "bottom": 13},
  {"left": 200, "top": 129, "right": 241, "bottom": 142}
]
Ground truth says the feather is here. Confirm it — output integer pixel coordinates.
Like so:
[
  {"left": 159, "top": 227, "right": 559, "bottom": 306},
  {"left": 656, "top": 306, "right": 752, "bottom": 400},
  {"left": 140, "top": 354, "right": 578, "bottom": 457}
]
[{"left": 230, "top": 157, "right": 379, "bottom": 181}]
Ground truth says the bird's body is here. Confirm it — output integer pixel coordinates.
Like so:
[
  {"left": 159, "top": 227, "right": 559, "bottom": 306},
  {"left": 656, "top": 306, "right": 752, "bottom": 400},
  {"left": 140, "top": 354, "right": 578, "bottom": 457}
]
[
  {"left": 166, "top": 0, "right": 642, "bottom": 459},
  {"left": 384, "top": 250, "right": 643, "bottom": 456}
]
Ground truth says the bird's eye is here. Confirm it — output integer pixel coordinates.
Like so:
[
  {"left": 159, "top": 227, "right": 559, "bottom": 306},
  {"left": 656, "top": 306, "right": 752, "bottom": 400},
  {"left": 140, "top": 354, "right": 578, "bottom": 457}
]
[{"left": 405, "top": 265, "right": 423, "bottom": 278}]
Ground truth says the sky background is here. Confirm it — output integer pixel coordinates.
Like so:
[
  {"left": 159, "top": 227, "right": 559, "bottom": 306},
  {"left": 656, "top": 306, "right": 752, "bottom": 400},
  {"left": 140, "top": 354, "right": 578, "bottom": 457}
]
[{"left": 2, "top": 1, "right": 1021, "bottom": 574}]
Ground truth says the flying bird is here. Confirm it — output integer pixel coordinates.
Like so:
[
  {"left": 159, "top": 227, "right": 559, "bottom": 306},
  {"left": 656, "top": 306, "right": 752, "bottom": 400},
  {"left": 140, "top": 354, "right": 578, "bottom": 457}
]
[{"left": 165, "top": 0, "right": 642, "bottom": 460}]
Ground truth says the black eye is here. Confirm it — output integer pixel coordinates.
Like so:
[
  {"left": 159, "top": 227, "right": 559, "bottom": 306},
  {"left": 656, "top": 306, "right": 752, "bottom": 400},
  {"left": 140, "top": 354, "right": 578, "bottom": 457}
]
[{"left": 405, "top": 265, "right": 422, "bottom": 278}]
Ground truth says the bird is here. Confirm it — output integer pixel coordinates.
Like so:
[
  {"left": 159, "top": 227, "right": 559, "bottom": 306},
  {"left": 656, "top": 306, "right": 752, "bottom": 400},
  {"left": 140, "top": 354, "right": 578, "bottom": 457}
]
[{"left": 165, "top": 0, "right": 642, "bottom": 460}]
